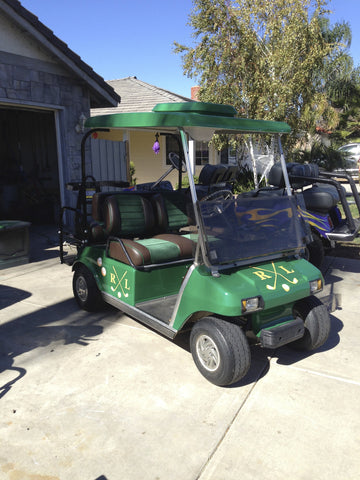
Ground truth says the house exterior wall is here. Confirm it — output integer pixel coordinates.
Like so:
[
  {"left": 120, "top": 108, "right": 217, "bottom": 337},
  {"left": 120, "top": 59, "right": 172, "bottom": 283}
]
[
  {"left": 127, "top": 130, "right": 171, "bottom": 185},
  {"left": 126, "top": 130, "right": 220, "bottom": 187},
  {"left": 0, "top": 50, "right": 91, "bottom": 185},
  {"left": 0, "top": 11, "right": 56, "bottom": 63},
  {"left": 0, "top": 13, "right": 94, "bottom": 211}
]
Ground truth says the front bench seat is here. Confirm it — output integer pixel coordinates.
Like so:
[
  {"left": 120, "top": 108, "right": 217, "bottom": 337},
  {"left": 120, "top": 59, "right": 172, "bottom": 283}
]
[
  {"left": 108, "top": 235, "right": 194, "bottom": 267},
  {"left": 104, "top": 193, "right": 195, "bottom": 267}
]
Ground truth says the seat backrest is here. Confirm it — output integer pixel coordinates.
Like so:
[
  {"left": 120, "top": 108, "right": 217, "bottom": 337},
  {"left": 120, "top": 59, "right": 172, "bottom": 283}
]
[
  {"left": 302, "top": 184, "right": 339, "bottom": 213},
  {"left": 198, "top": 164, "right": 227, "bottom": 185},
  {"left": 104, "top": 193, "right": 155, "bottom": 237},
  {"left": 151, "top": 191, "right": 194, "bottom": 232},
  {"left": 221, "top": 165, "right": 238, "bottom": 183},
  {"left": 268, "top": 162, "right": 285, "bottom": 187},
  {"left": 92, "top": 191, "right": 119, "bottom": 222},
  {"left": 268, "top": 162, "right": 320, "bottom": 189},
  {"left": 288, "top": 163, "right": 319, "bottom": 188}
]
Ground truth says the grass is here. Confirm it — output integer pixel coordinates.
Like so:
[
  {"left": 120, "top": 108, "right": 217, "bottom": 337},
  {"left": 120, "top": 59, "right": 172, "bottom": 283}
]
[
  {"left": 339, "top": 197, "right": 360, "bottom": 247},
  {"left": 337, "top": 196, "right": 360, "bottom": 246}
]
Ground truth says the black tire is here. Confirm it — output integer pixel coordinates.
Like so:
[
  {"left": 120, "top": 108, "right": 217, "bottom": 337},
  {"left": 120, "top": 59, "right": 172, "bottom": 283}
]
[
  {"left": 305, "top": 230, "right": 324, "bottom": 268},
  {"left": 73, "top": 264, "right": 104, "bottom": 312},
  {"left": 290, "top": 296, "right": 330, "bottom": 351},
  {"left": 190, "top": 317, "right": 251, "bottom": 386}
]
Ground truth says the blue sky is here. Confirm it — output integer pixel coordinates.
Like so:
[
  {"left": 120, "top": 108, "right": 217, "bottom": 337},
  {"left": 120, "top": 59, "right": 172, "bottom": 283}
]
[{"left": 20, "top": 0, "right": 360, "bottom": 98}]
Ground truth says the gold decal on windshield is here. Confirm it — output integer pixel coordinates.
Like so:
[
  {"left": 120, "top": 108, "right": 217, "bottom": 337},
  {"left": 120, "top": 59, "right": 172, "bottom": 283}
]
[{"left": 252, "top": 262, "right": 298, "bottom": 292}]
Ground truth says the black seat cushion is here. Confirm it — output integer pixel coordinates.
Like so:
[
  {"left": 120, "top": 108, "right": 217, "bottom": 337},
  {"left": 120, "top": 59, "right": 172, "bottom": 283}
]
[
  {"left": 288, "top": 163, "right": 319, "bottom": 188},
  {"left": 302, "top": 184, "right": 340, "bottom": 214}
]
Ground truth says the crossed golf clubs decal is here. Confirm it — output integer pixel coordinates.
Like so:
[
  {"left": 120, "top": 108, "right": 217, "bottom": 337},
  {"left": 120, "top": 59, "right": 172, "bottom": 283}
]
[
  {"left": 252, "top": 262, "right": 298, "bottom": 292},
  {"left": 110, "top": 266, "right": 130, "bottom": 298}
]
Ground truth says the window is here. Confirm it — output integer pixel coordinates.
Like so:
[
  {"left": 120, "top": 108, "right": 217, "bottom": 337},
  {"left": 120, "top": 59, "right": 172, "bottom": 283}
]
[
  {"left": 220, "top": 145, "right": 237, "bottom": 165},
  {"left": 195, "top": 141, "right": 209, "bottom": 165},
  {"left": 165, "top": 135, "right": 181, "bottom": 165}
]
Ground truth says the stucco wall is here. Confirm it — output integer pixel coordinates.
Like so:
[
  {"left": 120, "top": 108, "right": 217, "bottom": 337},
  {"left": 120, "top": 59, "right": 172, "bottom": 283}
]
[
  {"left": 128, "top": 131, "right": 220, "bottom": 187},
  {"left": 0, "top": 12, "right": 56, "bottom": 63}
]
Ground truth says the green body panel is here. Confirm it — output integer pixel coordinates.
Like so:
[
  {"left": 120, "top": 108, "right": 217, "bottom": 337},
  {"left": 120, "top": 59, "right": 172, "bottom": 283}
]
[
  {"left": 75, "top": 246, "right": 191, "bottom": 305},
  {"left": 76, "top": 246, "right": 322, "bottom": 335},
  {"left": 76, "top": 240, "right": 322, "bottom": 337},
  {"left": 171, "top": 257, "right": 322, "bottom": 331},
  {"left": 85, "top": 101, "right": 291, "bottom": 134}
]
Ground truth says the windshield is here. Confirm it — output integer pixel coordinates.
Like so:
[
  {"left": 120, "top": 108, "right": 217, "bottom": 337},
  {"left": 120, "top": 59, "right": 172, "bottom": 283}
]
[{"left": 199, "top": 195, "right": 307, "bottom": 267}]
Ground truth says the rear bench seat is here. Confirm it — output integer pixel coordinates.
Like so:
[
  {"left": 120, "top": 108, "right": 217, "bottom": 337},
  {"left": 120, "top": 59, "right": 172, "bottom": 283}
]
[
  {"left": 242, "top": 162, "right": 341, "bottom": 214},
  {"left": 97, "top": 191, "right": 195, "bottom": 268}
]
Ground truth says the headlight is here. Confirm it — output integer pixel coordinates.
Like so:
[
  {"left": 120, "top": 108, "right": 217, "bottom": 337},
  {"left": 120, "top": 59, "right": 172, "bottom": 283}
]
[
  {"left": 309, "top": 278, "right": 323, "bottom": 294},
  {"left": 241, "top": 296, "right": 263, "bottom": 313}
]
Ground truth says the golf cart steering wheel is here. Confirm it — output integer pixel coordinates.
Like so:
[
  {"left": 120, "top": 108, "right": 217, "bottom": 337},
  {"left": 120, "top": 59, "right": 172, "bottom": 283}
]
[
  {"left": 200, "top": 190, "right": 234, "bottom": 218},
  {"left": 168, "top": 152, "right": 187, "bottom": 173},
  {"left": 201, "top": 189, "right": 234, "bottom": 202}
]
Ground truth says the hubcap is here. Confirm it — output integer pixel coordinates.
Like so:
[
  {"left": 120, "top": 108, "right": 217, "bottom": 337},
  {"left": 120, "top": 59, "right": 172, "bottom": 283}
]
[
  {"left": 76, "top": 275, "right": 88, "bottom": 303},
  {"left": 196, "top": 335, "right": 220, "bottom": 372}
]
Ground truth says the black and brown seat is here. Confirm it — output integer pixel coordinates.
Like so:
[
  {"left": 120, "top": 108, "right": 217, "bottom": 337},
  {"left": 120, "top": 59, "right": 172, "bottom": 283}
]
[
  {"left": 89, "top": 191, "right": 121, "bottom": 242},
  {"left": 150, "top": 190, "right": 195, "bottom": 233},
  {"left": 104, "top": 192, "right": 195, "bottom": 268}
]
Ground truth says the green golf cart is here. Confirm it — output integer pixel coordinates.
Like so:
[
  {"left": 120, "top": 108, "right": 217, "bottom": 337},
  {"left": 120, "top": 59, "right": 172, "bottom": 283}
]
[{"left": 59, "top": 102, "right": 330, "bottom": 386}]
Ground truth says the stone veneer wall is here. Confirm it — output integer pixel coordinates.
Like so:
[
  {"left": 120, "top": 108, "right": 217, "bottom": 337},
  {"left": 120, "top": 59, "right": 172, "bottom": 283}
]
[{"left": 0, "top": 50, "right": 92, "bottom": 186}]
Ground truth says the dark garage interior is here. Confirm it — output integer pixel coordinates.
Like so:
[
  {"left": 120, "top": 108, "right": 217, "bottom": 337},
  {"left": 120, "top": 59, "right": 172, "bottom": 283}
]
[{"left": 0, "top": 106, "right": 60, "bottom": 224}]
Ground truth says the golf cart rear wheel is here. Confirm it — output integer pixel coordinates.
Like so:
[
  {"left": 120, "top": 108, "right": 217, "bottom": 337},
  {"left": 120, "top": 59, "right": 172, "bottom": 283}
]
[
  {"left": 190, "top": 317, "right": 251, "bottom": 386},
  {"left": 73, "top": 264, "right": 103, "bottom": 312},
  {"left": 290, "top": 296, "right": 330, "bottom": 351}
]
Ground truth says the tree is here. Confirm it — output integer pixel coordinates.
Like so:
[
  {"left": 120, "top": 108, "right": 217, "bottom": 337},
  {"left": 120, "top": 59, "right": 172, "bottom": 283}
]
[
  {"left": 174, "top": 0, "right": 347, "bottom": 183},
  {"left": 318, "top": 18, "right": 360, "bottom": 144}
]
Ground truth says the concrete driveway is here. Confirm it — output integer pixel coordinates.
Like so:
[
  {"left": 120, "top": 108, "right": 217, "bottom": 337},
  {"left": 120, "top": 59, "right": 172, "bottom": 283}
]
[{"left": 0, "top": 234, "right": 359, "bottom": 480}]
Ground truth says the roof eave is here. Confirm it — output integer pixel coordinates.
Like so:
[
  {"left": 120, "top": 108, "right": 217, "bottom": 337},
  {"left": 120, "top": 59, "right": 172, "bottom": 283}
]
[{"left": 0, "top": 0, "right": 120, "bottom": 107}]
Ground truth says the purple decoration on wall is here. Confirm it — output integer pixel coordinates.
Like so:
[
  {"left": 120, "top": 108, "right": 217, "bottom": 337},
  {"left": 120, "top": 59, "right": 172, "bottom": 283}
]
[{"left": 152, "top": 140, "right": 160, "bottom": 154}]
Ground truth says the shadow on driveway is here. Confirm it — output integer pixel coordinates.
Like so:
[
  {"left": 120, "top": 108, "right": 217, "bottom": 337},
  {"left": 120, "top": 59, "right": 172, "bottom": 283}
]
[
  {"left": 0, "top": 285, "right": 32, "bottom": 309},
  {"left": 0, "top": 298, "right": 113, "bottom": 398}
]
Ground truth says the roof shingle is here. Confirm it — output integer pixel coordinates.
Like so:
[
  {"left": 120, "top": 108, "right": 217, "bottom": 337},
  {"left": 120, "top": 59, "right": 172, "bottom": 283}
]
[{"left": 91, "top": 76, "right": 193, "bottom": 116}]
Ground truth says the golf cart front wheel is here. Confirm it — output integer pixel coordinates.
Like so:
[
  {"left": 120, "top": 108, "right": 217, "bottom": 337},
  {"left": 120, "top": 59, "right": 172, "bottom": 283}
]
[
  {"left": 290, "top": 296, "right": 330, "bottom": 351},
  {"left": 73, "top": 264, "right": 103, "bottom": 312},
  {"left": 190, "top": 317, "right": 251, "bottom": 386}
]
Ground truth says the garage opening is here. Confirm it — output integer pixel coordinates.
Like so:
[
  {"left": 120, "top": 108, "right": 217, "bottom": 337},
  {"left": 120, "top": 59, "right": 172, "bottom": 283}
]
[{"left": 0, "top": 106, "right": 59, "bottom": 224}]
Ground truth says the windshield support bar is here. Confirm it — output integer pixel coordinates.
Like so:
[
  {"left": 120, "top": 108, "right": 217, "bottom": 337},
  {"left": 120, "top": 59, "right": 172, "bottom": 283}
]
[
  {"left": 277, "top": 135, "right": 292, "bottom": 196},
  {"left": 179, "top": 129, "right": 198, "bottom": 201},
  {"left": 179, "top": 128, "right": 211, "bottom": 268}
]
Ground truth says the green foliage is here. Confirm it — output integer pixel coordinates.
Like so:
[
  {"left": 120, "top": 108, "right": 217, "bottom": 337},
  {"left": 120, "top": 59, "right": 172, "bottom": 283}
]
[
  {"left": 176, "top": 175, "right": 199, "bottom": 190},
  {"left": 232, "top": 165, "right": 266, "bottom": 193},
  {"left": 129, "top": 160, "right": 136, "bottom": 185},
  {"left": 174, "top": 0, "right": 339, "bottom": 147},
  {"left": 288, "top": 142, "right": 345, "bottom": 171}
]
